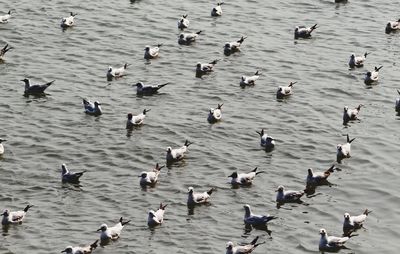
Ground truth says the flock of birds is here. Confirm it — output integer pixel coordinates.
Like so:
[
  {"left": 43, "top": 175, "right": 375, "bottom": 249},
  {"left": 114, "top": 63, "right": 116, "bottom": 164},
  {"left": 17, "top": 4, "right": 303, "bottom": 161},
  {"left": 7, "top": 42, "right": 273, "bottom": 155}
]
[{"left": 1, "top": 1, "right": 400, "bottom": 253}]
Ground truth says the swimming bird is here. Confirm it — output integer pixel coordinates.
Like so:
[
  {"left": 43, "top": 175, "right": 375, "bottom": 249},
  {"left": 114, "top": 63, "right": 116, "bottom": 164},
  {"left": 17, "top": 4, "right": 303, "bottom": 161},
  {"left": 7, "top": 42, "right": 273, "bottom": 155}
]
[
  {"left": 226, "top": 236, "right": 264, "bottom": 254},
  {"left": 319, "top": 228, "right": 349, "bottom": 251},
  {"left": 126, "top": 109, "right": 150, "bottom": 129},
  {"left": 243, "top": 204, "right": 277, "bottom": 226},
  {"left": 177, "top": 14, "right": 189, "bottom": 29},
  {"left": 275, "top": 185, "right": 304, "bottom": 203},
  {"left": 343, "top": 209, "right": 371, "bottom": 236},
  {"left": 211, "top": 2, "right": 223, "bottom": 17},
  {"left": 107, "top": 64, "right": 129, "bottom": 81},
  {"left": 139, "top": 163, "right": 164, "bottom": 187},
  {"left": 385, "top": 19, "right": 400, "bottom": 34},
  {"left": 187, "top": 187, "right": 214, "bottom": 206},
  {"left": 97, "top": 217, "right": 130, "bottom": 242},
  {"left": 178, "top": 31, "right": 202, "bottom": 45},
  {"left": 0, "top": 44, "right": 11, "bottom": 60},
  {"left": 61, "top": 163, "right": 85, "bottom": 183},
  {"left": 364, "top": 66, "right": 382, "bottom": 85},
  {"left": 240, "top": 71, "right": 260, "bottom": 87},
  {"left": 294, "top": 24, "right": 317, "bottom": 39},
  {"left": 306, "top": 165, "right": 335, "bottom": 186},
  {"left": 21, "top": 78, "right": 55, "bottom": 95},
  {"left": 166, "top": 140, "right": 192, "bottom": 164},
  {"left": 207, "top": 103, "right": 223, "bottom": 123},
  {"left": 224, "top": 36, "right": 246, "bottom": 56},
  {"left": 82, "top": 99, "right": 102, "bottom": 116},
  {"left": 0, "top": 138, "right": 6, "bottom": 155},
  {"left": 396, "top": 90, "right": 400, "bottom": 112},
  {"left": 61, "top": 240, "right": 98, "bottom": 254},
  {"left": 277, "top": 81, "right": 296, "bottom": 99},
  {"left": 0, "top": 10, "right": 11, "bottom": 23},
  {"left": 256, "top": 129, "right": 275, "bottom": 150},
  {"left": 147, "top": 203, "right": 167, "bottom": 227},
  {"left": 336, "top": 134, "right": 355, "bottom": 163},
  {"left": 349, "top": 52, "right": 369, "bottom": 68},
  {"left": 343, "top": 104, "right": 363, "bottom": 124},
  {"left": 229, "top": 167, "right": 262, "bottom": 186},
  {"left": 144, "top": 44, "right": 162, "bottom": 59},
  {"left": 135, "top": 82, "right": 169, "bottom": 95},
  {"left": 61, "top": 12, "right": 77, "bottom": 28},
  {"left": 1, "top": 205, "right": 33, "bottom": 225},
  {"left": 196, "top": 59, "right": 219, "bottom": 77}
]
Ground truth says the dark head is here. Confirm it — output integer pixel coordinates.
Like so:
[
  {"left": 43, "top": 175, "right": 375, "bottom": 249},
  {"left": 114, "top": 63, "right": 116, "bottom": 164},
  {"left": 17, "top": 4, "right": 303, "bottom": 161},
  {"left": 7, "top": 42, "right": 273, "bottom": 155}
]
[
  {"left": 366, "top": 71, "right": 372, "bottom": 77},
  {"left": 97, "top": 224, "right": 107, "bottom": 232},
  {"left": 276, "top": 185, "right": 284, "bottom": 192},
  {"left": 307, "top": 168, "right": 313, "bottom": 176},
  {"left": 188, "top": 186, "right": 194, "bottom": 193},
  {"left": 166, "top": 147, "right": 172, "bottom": 153},
  {"left": 344, "top": 106, "right": 348, "bottom": 112},
  {"left": 228, "top": 172, "right": 238, "bottom": 178},
  {"left": 1, "top": 209, "right": 10, "bottom": 216},
  {"left": 344, "top": 213, "right": 350, "bottom": 221},
  {"left": 179, "top": 33, "right": 184, "bottom": 39},
  {"left": 135, "top": 82, "right": 143, "bottom": 88},
  {"left": 224, "top": 43, "right": 230, "bottom": 48},
  {"left": 196, "top": 63, "right": 201, "bottom": 69},
  {"left": 350, "top": 54, "right": 355, "bottom": 60},
  {"left": 61, "top": 247, "right": 73, "bottom": 253},
  {"left": 143, "top": 109, "right": 151, "bottom": 114},
  {"left": 94, "top": 101, "right": 101, "bottom": 107},
  {"left": 319, "top": 228, "right": 327, "bottom": 236},
  {"left": 226, "top": 242, "right": 234, "bottom": 250},
  {"left": 20, "top": 78, "right": 30, "bottom": 84},
  {"left": 139, "top": 172, "right": 147, "bottom": 178},
  {"left": 0, "top": 138, "right": 6, "bottom": 143},
  {"left": 127, "top": 113, "right": 133, "bottom": 120},
  {"left": 61, "top": 163, "right": 68, "bottom": 175},
  {"left": 144, "top": 46, "right": 150, "bottom": 51}
]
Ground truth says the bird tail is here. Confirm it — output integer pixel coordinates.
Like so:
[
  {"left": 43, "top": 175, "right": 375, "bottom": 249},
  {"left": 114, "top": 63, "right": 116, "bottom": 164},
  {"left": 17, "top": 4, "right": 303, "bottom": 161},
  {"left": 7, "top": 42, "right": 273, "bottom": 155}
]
[
  {"left": 356, "top": 104, "right": 363, "bottom": 111},
  {"left": 254, "top": 70, "right": 260, "bottom": 76},
  {"left": 363, "top": 209, "right": 372, "bottom": 215},
  {"left": 375, "top": 66, "right": 383, "bottom": 71},
  {"left": 119, "top": 217, "right": 131, "bottom": 226},
  {"left": 90, "top": 240, "right": 99, "bottom": 250},
  {"left": 124, "top": 63, "right": 131, "bottom": 69},
  {"left": 217, "top": 103, "right": 223, "bottom": 109},
  {"left": 250, "top": 236, "right": 259, "bottom": 245},
  {"left": 157, "top": 43, "right": 163, "bottom": 48},
  {"left": 364, "top": 52, "right": 369, "bottom": 58},
  {"left": 70, "top": 12, "right": 77, "bottom": 17},
  {"left": 347, "top": 134, "right": 355, "bottom": 143},
  {"left": 311, "top": 24, "right": 318, "bottom": 30},
  {"left": 398, "top": 89, "right": 400, "bottom": 95},
  {"left": 45, "top": 80, "right": 55, "bottom": 87},
  {"left": 183, "top": 14, "right": 188, "bottom": 18},
  {"left": 8, "top": 10, "right": 11, "bottom": 15},
  {"left": 289, "top": 81, "right": 297, "bottom": 87},
  {"left": 207, "top": 188, "right": 215, "bottom": 195},
  {"left": 256, "top": 129, "right": 264, "bottom": 137},
  {"left": 158, "top": 82, "right": 169, "bottom": 88},
  {"left": 184, "top": 140, "right": 193, "bottom": 147},
  {"left": 155, "top": 163, "right": 165, "bottom": 171},
  {"left": 326, "top": 164, "right": 335, "bottom": 173},
  {"left": 143, "top": 108, "right": 151, "bottom": 114},
  {"left": 209, "top": 59, "right": 220, "bottom": 65},
  {"left": 24, "top": 205, "right": 34, "bottom": 212},
  {"left": 159, "top": 203, "right": 168, "bottom": 210},
  {"left": 238, "top": 36, "right": 247, "bottom": 43}
]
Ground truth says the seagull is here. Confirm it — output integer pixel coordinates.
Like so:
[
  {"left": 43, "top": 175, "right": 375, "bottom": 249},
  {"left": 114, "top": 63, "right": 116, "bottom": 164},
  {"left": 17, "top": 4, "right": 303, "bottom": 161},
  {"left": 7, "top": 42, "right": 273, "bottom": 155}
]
[
  {"left": 135, "top": 82, "right": 169, "bottom": 95},
  {"left": 385, "top": 19, "right": 400, "bottom": 34},
  {"left": 364, "top": 66, "right": 383, "bottom": 85},
  {"left": 147, "top": 203, "right": 167, "bottom": 227},
  {"left": 21, "top": 78, "right": 55, "bottom": 95},
  {"left": 139, "top": 163, "right": 164, "bottom": 187},
  {"left": 61, "top": 240, "right": 98, "bottom": 254},
  {"left": 228, "top": 167, "right": 262, "bottom": 186},
  {"left": 107, "top": 63, "right": 129, "bottom": 81},
  {"left": 187, "top": 186, "right": 214, "bottom": 206},
  {"left": 126, "top": 109, "right": 150, "bottom": 129},
  {"left": 349, "top": 52, "right": 369, "bottom": 68},
  {"left": 0, "top": 138, "right": 6, "bottom": 155},
  {"left": 240, "top": 71, "right": 260, "bottom": 87},
  {"left": 343, "top": 209, "right": 371, "bottom": 236},
  {"left": 294, "top": 24, "right": 317, "bottom": 39},
  {"left": 226, "top": 236, "right": 264, "bottom": 254},
  {"left": 306, "top": 165, "right": 335, "bottom": 186},
  {"left": 343, "top": 104, "right": 363, "bottom": 124},
  {"left": 275, "top": 185, "right": 304, "bottom": 203},
  {"left": 178, "top": 31, "right": 202, "bottom": 45},
  {"left": 243, "top": 204, "right": 277, "bottom": 226},
  {"left": 177, "top": 14, "right": 189, "bottom": 29},
  {"left": 207, "top": 103, "right": 223, "bottom": 123},
  {"left": 396, "top": 90, "right": 400, "bottom": 112},
  {"left": 0, "top": 10, "right": 11, "bottom": 23},
  {"left": 1, "top": 205, "right": 33, "bottom": 225},
  {"left": 337, "top": 134, "right": 355, "bottom": 163},
  {"left": 144, "top": 44, "right": 162, "bottom": 59},
  {"left": 61, "top": 163, "right": 85, "bottom": 184},
  {"left": 256, "top": 129, "right": 275, "bottom": 150},
  {"left": 60, "top": 12, "right": 77, "bottom": 28},
  {"left": 97, "top": 217, "right": 130, "bottom": 242},
  {"left": 0, "top": 44, "right": 12, "bottom": 60},
  {"left": 224, "top": 36, "right": 246, "bottom": 56},
  {"left": 319, "top": 228, "right": 349, "bottom": 251},
  {"left": 83, "top": 99, "right": 102, "bottom": 116},
  {"left": 211, "top": 2, "right": 223, "bottom": 17},
  {"left": 166, "top": 140, "right": 192, "bottom": 164},
  {"left": 196, "top": 59, "right": 219, "bottom": 77},
  {"left": 277, "top": 82, "right": 296, "bottom": 99}
]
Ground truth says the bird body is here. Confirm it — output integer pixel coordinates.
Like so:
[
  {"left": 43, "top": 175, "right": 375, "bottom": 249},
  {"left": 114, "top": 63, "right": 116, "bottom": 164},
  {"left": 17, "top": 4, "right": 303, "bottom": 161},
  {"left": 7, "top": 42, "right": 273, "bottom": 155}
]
[
  {"left": 0, "top": 44, "right": 11, "bottom": 60},
  {"left": 364, "top": 66, "right": 382, "bottom": 85},
  {"left": 207, "top": 103, "right": 223, "bottom": 123},
  {"left": 0, "top": 10, "right": 11, "bottom": 23},
  {"left": 177, "top": 14, "right": 189, "bottom": 29},
  {"left": 349, "top": 52, "right": 369, "bottom": 68},
  {"left": 276, "top": 185, "right": 304, "bottom": 203},
  {"left": 294, "top": 24, "right": 317, "bottom": 39},
  {"left": 211, "top": 3, "right": 223, "bottom": 17},
  {"left": 224, "top": 36, "right": 246, "bottom": 55},
  {"left": 256, "top": 129, "right": 275, "bottom": 150},
  {"left": 1, "top": 205, "right": 33, "bottom": 225},
  {"left": 277, "top": 82, "right": 296, "bottom": 99},
  {"left": 21, "top": 78, "right": 54, "bottom": 95},
  {"left": 243, "top": 204, "right": 276, "bottom": 226},
  {"left": 187, "top": 187, "right": 214, "bottom": 206},
  {"left": 337, "top": 134, "right": 355, "bottom": 163},
  {"left": 135, "top": 82, "right": 169, "bottom": 95},
  {"left": 147, "top": 203, "right": 167, "bottom": 227},
  {"left": 386, "top": 19, "right": 400, "bottom": 34},
  {"left": 229, "top": 167, "right": 261, "bottom": 186},
  {"left": 319, "top": 228, "right": 349, "bottom": 251},
  {"left": 98, "top": 217, "right": 130, "bottom": 241},
  {"left": 61, "top": 163, "right": 85, "bottom": 183},
  {"left": 240, "top": 71, "right": 260, "bottom": 86},
  {"left": 343, "top": 104, "right": 362, "bottom": 124},
  {"left": 178, "top": 31, "right": 201, "bottom": 45},
  {"left": 144, "top": 44, "right": 162, "bottom": 59},
  {"left": 343, "top": 209, "right": 371, "bottom": 236},
  {"left": 0, "top": 138, "right": 6, "bottom": 155},
  {"left": 306, "top": 165, "right": 335, "bottom": 186},
  {"left": 166, "top": 140, "right": 192, "bottom": 164},
  {"left": 126, "top": 109, "right": 150, "bottom": 129},
  {"left": 139, "top": 163, "right": 164, "bottom": 186},
  {"left": 226, "top": 236, "right": 263, "bottom": 254},
  {"left": 61, "top": 12, "right": 77, "bottom": 28},
  {"left": 107, "top": 64, "right": 128, "bottom": 81},
  {"left": 61, "top": 240, "right": 98, "bottom": 254},
  {"left": 83, "top": 99, "right": 102, "bottom": 116},
  {"left": 196, "top": 59, "right": 219, "bottom": 77}
]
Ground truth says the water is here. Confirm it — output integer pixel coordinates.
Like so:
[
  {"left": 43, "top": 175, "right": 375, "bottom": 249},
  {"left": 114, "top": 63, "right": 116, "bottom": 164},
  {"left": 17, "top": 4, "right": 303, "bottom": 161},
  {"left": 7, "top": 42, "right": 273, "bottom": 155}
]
[{"left": 1, "top": 0, "right": 399, "bottom": 253}]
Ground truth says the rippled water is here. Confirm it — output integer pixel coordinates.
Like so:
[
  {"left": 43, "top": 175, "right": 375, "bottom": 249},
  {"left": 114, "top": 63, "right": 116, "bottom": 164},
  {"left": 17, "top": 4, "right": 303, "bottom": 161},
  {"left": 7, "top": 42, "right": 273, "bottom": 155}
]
[{"left": 1, "top": 0, "right": 400, "bottom": 253}]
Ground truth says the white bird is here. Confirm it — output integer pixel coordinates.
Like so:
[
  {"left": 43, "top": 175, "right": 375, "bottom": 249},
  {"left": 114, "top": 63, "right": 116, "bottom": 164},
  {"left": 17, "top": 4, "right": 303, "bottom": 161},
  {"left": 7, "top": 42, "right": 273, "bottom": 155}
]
[
  {"left": 187, "top": 187, "right": 214, "bottom": 206},
  {"left": 177, "top": 14, "right": 189, "bottom": 29},
  {"left": 343, "top": 209, "right": 371, "bottom": 236},
  {"left": 211, "top": 2, "right": 223, "bottom": 17},
  {"left": 336, "top": 134, "right": 355, "bottom": 163},
  {"left": 97, "top": 217, "right": 130, "bottom": 242},
  {"left": 243, "top": 204, "right": 277, "bottom": 226},
  {"left": 126, "top": 109, "right": 151, "bottom": 129},
  {"left": 196, "top": 59, "right": 219, "bottom": 77},
  {"left": 0, "top": 10, "right": 11, "bottom": 23},
  {"left": 21, "top": 78, "right": 55, "bottom": 95},
  {"left": 107, "top": 63, "right": 129, "bottom": 81},
  {"left": 147, "top": 203, "right": 167, "bottom": 227},
  {"left": 61, "top": 12, "right": 77, "bottom": 28},
  {"left": 178, "top": 31, "right": 202, "bottom": 45},
  {"left": 61, "top": 163, "right": 86, "bottom": 183},
  {"left": 82, "top": 99, "right": 102, "bottom": 116},
  {"left": 207, "top": 103, "right": 223, "bottom": 123},
  {"left": 277, "top": 82, "right": 296, "bottom": 99},
  {"left": 294, "top": 24, "right": 318, "bottom": 39},
  {"left": 166, "top": 140, "right": 192, "bottom": 164},
  {"left": 349, "top": 52, "right": 369, "bottom": 68},
  {"left": 256, "top": 129, "right": 275, "bottom": 150},
  {"left": 224, "top": 36, "right": 246, "bottom": 56},
  {"left": 139, "top": 163, "right": 164, "bottom": 187},
  {"left": 135, "top": 82, "right": 169, "bottom": 96},
  {"left": 275, "top": 185, "right": 304, "bottom": 203},
  {"left": 396, "top": 90, "right": 400, "bottom": 112},
  {"left": 0, "top": 138, "right": 6, "bottom": 155},
  {"left": 61, "top": 240, "right": 98, "bottom": 254},
  {"left": 0, "top": 44, "right": 12, "bottom": 60},
  {"left": 364, "top": 66, "right": 383, "bottom": 85},
  {"left": 1, "top": 205, "right": 33, "bottom": 225},
  {"left": 144, "top": 44, "right": 162, "bottom": 59},
  {"left": 226, "top": 236, "right": 264, "bottom": 254},
  {"left": 240, "top": 71, "right": 260, "bottom": 87},
  {"left": 319, "top": 228, "right": 349, "bottom": 251},
  {"left": 306, "top": 165, "right": 335, "bottom": 186},
  {"left": 343, "top": 104, "right": 363, "bottom": 124},
  {"left": 385, "top": 19, "right": 400, "bottom": 34},
  {"left": 228, "top": 167, "right": 262, "bottom": 186}
]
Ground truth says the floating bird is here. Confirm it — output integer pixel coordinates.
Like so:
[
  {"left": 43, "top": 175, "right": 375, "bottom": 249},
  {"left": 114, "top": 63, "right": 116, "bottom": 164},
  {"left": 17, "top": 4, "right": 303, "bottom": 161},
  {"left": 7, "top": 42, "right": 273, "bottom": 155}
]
[
  {"left": 229, "top": 167, "right": 262, "bottom": 186},
  {"left": 211, "top": 2, "right": 223, "bottom": 17},
  {"left": 396, "top": 90, "right": 400, "bottom": 112},
  {"left": 166, "top": 140, "right": 192, "bottom": 164},
  {"left": 306, "top": 165, "right": 335, "bottom": 186},
  {"left": 187, "top": 187, "right": 214, "bottom": 206},
  {"left": 337, "top": 134, "right": 355, "bottom": 163},
  {"left": 126, "top": 109, "right": 150, "bottom": 129},
  {"left": 135, "top": 82, "right": 169, "bottom": 95},
  {"left": 364, "top": 66, "right": 383, "bottom": 85},
  {"left": 196, "top": 59, "right": 219, "bottom": 77},
  {"left": 349, "top": 52, "right": 369, "bottom": 68},
  {"left": 343, "top": 209, "right": 371, "bottom": 236},
  {"left": 83, "top": 99, "right": 102, "bottom": 116},
  {"left": 107, "top": 63, "right": 129, "bottom": 81},
  {"left": 61, "top": 240, "right": 98, "bottom": 254},
  {"left": 178, "top": 31, "right": 202, "bottom": 45},
  {"left": 0, "top": 10, "right": 11, "bottom": 23},
  {"left": 147, "top": 203, "right": 167, "bottom": 227},
  {"left": 61, "top": 163, "right": 85, "bottom": 184},
  {"left": 226, "top": 236, "right": 264, "bottom": 254},
  {"left": 177, "top": 14, "right": 189, "bottom": 29},
  {"left": 1, "top": 205, "right": 33, "bottom": 225},
  {"left": 224, "top": 36, "right": 246, "bottom": 56},
  {"left": 139, "top": 163, "right": 164, "bottom": 187},
  {"left": 60, "top": 12, "right": 77, "bottom": 28},
  {"left": 240, "top": 71, "right": 260, "bottom": 87},
  {"left": 144, "top": 44, "right": 162, "bottom": 59},
  {"left": 0, "top": 138, "right": 6, "bottom": 155},
  {"left": 256, "top": 129, "right": 275, "bottom": 150},
  {"left": 21, "top": 78, "right": 55, "bottom": 96},
  {"left": 97, "top": 217, "right": 130, "bottom": 242},
  {"left": 277, "top": 81, "right": 296, "bottom": 99},
  {"left": 207, "top": 103, "right": 223, "bottom": 123},
  {"left": 294, "top": 24, "right": 317, "bottom": 39},
  {"left": 385, "top": 19, "right": 400, "bottom": 34},
  {"left": 0, "top": 44, "right": 11, "bottom": 60},
  {"left": 276, "top": 185, "right": 304, "bottom": 203},
  {"left": 243, "top": 204, "right": 277, "bottom": 226},
  {"left": 319, "top": 228, "right": 349, "bottom": 252},
  {"left": 343, "top": 104, "right": 363, "bottom": 124}
]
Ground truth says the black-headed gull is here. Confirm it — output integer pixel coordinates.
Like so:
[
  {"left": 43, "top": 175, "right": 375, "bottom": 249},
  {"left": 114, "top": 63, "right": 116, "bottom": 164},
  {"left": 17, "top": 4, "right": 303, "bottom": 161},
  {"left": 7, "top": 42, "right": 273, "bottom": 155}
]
[
  {"left": 0, "top": 10, "right": 11, "bottom": 23},
  {"left": 336, "top": 134, "right": 355, "bottom": 163},
  {"left": 0, "top": 44, "right": 12, "bottom": 60},
  {"left": 61, "top": 163, "right": 86, "bottom": 183},
  {"left": 166, "top": 140, "right": 192, "bottom": 164},
  {"left": 343, "top": 209, "right": 371, "bottom": 236},
  {"left": 135, "top": 82, "right": 169, "bottom": 96},
  {"left": 0, "top": 138, "right": 6, "bottom": 155},
  {"left": 343, "top": 104, "right": 363, "bottom": 125},
  {"left": 107, "top": 63, "right": 129, "bottom": 81},
  {"left": 1, "top": 205, "right": 33, "bottom": 225},
  {"left": 83, "top": 99, "right": 102, "bottom": 116},
  {"left": 224, "top": 36, "right": 246, "bottom": 56},
  {"left": 294, "top": 24, "right": 317, "bottom": 39},
  {"left": 211, "top": 3, "right": 223, "bottom": 17},
  {"left": 229, "top": 167, "right": 262, "bottom": 186},
  {"left": 240, "top": 71, "right": 260, "bottom": 87},
  {"left": 97, "top": 217, "right": 130, "bottom": 242},
  {"left": 207, "top": 103, "right": 223, "bottom": 123},
  {"left": 364, "top": 66, "right": 382, "bottom": 85},
  {"left": 319, "top": 228, "right": 349, "bottom": 251},
  {"left": 276, "top": 185, "right": 304, "bottom": 204},
  {"left": 61, "top": 240, "right": 98, "bottom": 254},
  {"left": 243, "top": 204, "right": 276, "bottom": 226},
  {"left": 306, "top": 165, "right": 335, "bottom": 186},
  {"left": 147, "top": 203, "right": 167, "bottom": 227},
  {"left": 144, "top": 44, "right": 162, "bottom": 59},
  {"left": 256, "top": 129, "right": 275, "bottom": 150},
  {"left": 277, "top": 82, "right": 296, "bottom": 99},
  {"left": 349, "top": 52, "right": 369, "bottom": 69},
  {"left": 385, "top": 19, "right": 400, "bottom": 34},
  {"left": 177, "top": 14, "right": 189, "bottom": 29},
  {"left": 21, "top": 78, "right": 55, "bottom": 95},
  {"left": 187, "top": 186, "right": 214, "bottom": 206},
  {"left": 178, "top": 31, "right": 202, "bottom": 45},
  {"left": 126, "top": 109, "right": 150, "bottom": 129},
  {"left": 139, "top": 163, "right": 164, "bottom": 187},
  {"left": 61, "top": 12, "right": 77, "bottom": 28},
  {"left": 226, "top": 236, "right": 264, "bottom": 254},
  {"left": 196, "top": 59, "right": 219, "bottom": 77}
]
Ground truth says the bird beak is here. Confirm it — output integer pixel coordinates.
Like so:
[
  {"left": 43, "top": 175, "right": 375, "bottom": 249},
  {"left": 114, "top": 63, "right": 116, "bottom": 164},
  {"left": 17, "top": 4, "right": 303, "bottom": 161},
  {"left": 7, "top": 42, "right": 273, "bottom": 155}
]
[
  {"left": 96, "top": 228, "right": 102, "bottom": 232},
  {"left": 0, "top": 213, "right": 4, "bottom": 216}
]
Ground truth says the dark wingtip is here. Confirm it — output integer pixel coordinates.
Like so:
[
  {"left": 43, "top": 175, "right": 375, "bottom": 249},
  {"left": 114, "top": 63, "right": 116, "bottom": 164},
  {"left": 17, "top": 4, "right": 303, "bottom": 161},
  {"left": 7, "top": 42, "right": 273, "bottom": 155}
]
[
  {"left": 160, "top": 203, "right": 168, "bottom": 210},
  {"left": 207, "top": 188, "right": 215, "bottom": 195},
  {"left": 252, "top": 167, "right": 258, "bottom": 173},
  {"left": 217, "top": 103, "right": 223, "bottom": 109},
  {"left": 364, "top": 209, "right": 372, "bottom": 215},
  {"left": 196, "top": 30, "right": 202, "bottom": 35},
  {"left": 250, "top": 236, "right": 259, "bottom": 245},
  {"left": 24, "top": 205, "right": 34, "bottom": 212},
  {"left": 184, "top": 139, "right": 192, "bottom": 147}
]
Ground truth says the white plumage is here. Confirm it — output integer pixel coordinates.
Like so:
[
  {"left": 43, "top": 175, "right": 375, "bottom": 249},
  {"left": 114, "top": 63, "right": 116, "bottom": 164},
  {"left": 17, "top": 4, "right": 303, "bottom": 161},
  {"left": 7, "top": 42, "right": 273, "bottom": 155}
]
[{"left": 240, "top": 71, "right": 260, "bottom": 87}]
